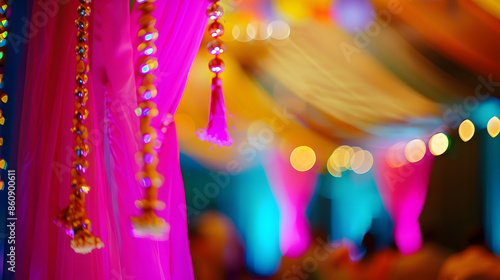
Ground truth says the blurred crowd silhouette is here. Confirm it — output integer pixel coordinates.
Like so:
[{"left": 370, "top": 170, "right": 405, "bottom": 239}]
[{"left": 189, "top": 212, "right": 500, "bottom": 280}]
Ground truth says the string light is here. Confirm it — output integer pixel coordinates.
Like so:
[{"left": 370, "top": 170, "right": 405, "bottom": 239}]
[
  {"left": 405, "top": 139, "right": 426, "bottom": 163},
  {"left": 327, "top": 159, "right": 342, "bottom": 177},
  {"left": 487, "top": 116, "right": 500, "bottom": 138},
  {"left": 429, "top": 133, "right": 449, "bottom": 156},
  {"left": 459, "top": 119, "right": 475, "bottom": 142},
  {"left": 327, "top": 145, "right": 373, "bottom": 175},
  {"left": 331, "top": 145, "right": 354, "bottom": 171},
  {"left": 268, "top": 20, "right": 290, "bottom": 40},
  {"left": 290, "top": 146, "right": 316, "bottom": 172}
]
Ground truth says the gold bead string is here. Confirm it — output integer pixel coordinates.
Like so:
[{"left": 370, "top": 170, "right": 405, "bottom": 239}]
[
  {"left": 55, "top": 0, "right": 103, "bottom": 254},
  {"left": 131, "top": 0, "right": 169, "bottom": 239}
]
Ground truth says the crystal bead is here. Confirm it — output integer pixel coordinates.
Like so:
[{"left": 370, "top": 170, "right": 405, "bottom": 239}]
[
  {"left": 143, "top": 133, "right": 151, "bottom": 143},
  {"left": 208, "top": 21, "right": 224, "bottom": 38},
  {"left": 141, "top": 177, "right": 151, "bottom": 187},
  {"left": 144, "top": 153, "right": 153, "bottom": 164},
  {"left": 207, "top": 39, "right": 226, "bottom": 55},
  {"left": 206, "top": 4, "right": 223, "bottom": 20},
  {"left": 208, "top": 57, "right": 225, "bottom": 73}
]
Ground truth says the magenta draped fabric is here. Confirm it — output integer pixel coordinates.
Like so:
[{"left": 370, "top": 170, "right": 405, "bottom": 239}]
[
  {"left": 373, "top": 151, "right": 434, "bottom": 255},
  {"left": 16, "top": 0, "right": 208, "bottom": 279},
  {"left": 265, "top": 152, "right": 317, "bottom": 258}
]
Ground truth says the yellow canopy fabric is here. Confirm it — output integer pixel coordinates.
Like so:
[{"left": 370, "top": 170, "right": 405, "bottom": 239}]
[{"left": 176, "top": 0, "right": 499, "bottom": 170}]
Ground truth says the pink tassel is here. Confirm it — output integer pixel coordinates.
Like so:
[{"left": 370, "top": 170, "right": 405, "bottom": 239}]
[{"left": 196, "top": 77, "right": 232, "bottom": 147}]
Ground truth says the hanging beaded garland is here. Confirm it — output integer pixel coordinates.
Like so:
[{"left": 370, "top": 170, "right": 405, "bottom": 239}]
[
  {"left": 131, "top": 0, "right": 169, "bottom": 239},
  {"left": 196, "top": 0, "right": 233, "bottom": 147},
  {"left": 55, "top": 0, "right": 103, "bottom": 254},
  {"left": 0, "top": 0, "right": 9, "bottom": 188}
]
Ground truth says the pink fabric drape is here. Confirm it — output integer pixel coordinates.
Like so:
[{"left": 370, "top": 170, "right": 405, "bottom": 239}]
[
  {"left": 265, "top": 152, "right": 317, "bottom": 258},
  {"left": 373, "top": 150, "right": 434, "bottom": 255},
  {"left": 16, "top": 0, "right": 208, "bottom": 279}
]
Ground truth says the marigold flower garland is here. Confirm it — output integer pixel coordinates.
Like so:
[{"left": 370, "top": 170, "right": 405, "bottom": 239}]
[
  {"left": 55, "top": 0, "right": 103, "bottom": 254},
  {"left": 131, "top": 0, "right": 169, "bottom": 239}
]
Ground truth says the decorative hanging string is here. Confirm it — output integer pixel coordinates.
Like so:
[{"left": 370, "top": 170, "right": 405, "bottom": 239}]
[
  {"left": 54, "top": 0, "right": 103, "bottom": 254},
  {"left": 196, "top": 0, "right": 233, "bottom": 147},
  {"left": 131, "top": 0, "right": 169, "bottom": 239},
  {"left": 0, "top": 0, "right": 9, "bottom": 187}
]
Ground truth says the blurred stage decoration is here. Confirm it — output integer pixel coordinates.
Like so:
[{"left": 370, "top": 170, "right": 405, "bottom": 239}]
[
  {"left": 265, "top": 151, "right": 317, "bottom": 258},
  {"left": 439, "top": 246, "right": 500, "bottom": 279},
  {"left": 323, "top": 168, "right": 391, "bottom": 260},
  {"left": 6, "top": 0, "right": 500, "bottom": 278},
  {"left": 472, "top": 100, "right": 500, "bottom": 256},
  {"left": 374, "top": 146, "right": 434, "bottom": 255},
  {"left": 176, "top": 0, "right": 500, "bottom": 266}
]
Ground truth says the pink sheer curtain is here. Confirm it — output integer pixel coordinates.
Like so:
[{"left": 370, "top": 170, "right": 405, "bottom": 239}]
[
  {"left": 373, "top": 150, "right": 434, "bottom": 255},
  {"left": 16, "top": 0, "right": 208, "bottom": 279},
  {"left": 265, "top": 152, "right": 317, "bottom": 258}
]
